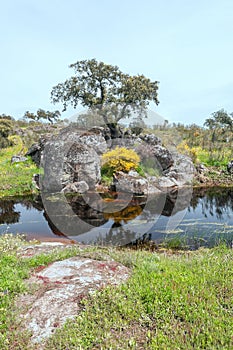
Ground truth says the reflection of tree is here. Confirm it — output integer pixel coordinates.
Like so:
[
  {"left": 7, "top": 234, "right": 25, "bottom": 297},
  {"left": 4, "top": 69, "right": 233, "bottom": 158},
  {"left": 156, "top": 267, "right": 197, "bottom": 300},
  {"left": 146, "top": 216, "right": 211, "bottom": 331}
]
[
  {"left": 0, "top": 200, "right": 20, "bottom": 224},
  {"left": 100, "top": 226, "right": 144, "bottom": 246},
  {"left": 190, "top": 187, "right": 233, "bottom": 219},
  {"left": 0, "top": 195, "right": 43, "bottom": 226}
]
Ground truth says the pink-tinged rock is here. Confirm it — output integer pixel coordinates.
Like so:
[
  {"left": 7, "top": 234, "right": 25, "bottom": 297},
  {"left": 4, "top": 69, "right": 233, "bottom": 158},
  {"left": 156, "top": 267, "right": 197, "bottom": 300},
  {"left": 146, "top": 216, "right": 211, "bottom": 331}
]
[{"left": 18, "top": 256, "right": 129, "bottom": 344}]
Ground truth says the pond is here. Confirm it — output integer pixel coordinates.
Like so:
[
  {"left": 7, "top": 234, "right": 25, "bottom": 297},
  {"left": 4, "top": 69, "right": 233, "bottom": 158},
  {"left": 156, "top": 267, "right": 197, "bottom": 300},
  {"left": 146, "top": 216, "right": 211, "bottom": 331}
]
[{"left": 1, "top": 187, "right": 233, "bottom": 249}]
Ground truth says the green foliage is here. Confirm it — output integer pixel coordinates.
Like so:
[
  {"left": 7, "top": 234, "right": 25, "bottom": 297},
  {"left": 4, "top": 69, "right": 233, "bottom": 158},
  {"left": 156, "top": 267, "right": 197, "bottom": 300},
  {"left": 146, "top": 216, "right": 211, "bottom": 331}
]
[
  {"left": 101, "top": 147, "right": 140, "bottom": 174},
  {"left": 204, "top": 109, "right": 233, "bottom": 131},
  {"left": 51, "top": 58, "right": 159, "bottom": 127},
  {"left": 0, "top": 237, "right": 232, "bottom": 349},
  {"left": 135, "top": 164, "right": 145, "bottom": 177},
  {"left": 0, "top": 140, "right": 39, "bottom": 197},
  {"left": 0, "top": 119, "right": 14, "bottom": 148},
  {"left": 45, "top": 246, "right": 233, "bottom": 349}
]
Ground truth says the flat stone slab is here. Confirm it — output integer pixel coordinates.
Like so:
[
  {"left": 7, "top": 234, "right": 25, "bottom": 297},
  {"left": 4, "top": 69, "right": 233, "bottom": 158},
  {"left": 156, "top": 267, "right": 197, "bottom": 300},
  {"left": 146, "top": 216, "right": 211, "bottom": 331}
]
[{"left": 18, "top": 255, "right": 130, "bottom": 344}]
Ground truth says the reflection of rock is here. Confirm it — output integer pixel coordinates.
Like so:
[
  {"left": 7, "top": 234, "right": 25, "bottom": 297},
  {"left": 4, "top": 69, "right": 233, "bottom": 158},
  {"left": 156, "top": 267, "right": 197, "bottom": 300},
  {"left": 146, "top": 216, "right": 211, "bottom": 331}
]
[
  {"left": 43, "top": 194, "right": 108, "bottom": 236},
  {"left": 161, "top": 187, "right": 193, "bottom": 216},
  {"left": 113, "top": 171, "right": 148, "bottom": 195},
  {"left": 0, "top": 195, "right": 44, "bottom": 226},
  {"left": 104, "top": 204, "right": 143, "bottom": 223}
]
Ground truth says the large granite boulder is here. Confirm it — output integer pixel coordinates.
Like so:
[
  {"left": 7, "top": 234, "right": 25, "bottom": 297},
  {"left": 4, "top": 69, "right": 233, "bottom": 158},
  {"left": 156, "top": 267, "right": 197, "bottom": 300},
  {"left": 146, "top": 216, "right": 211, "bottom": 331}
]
[
  {"left": 151, "top": 145, "right": 174, "bottom": 171},
  {"left": 26, "top": 128, "right": 107, "bottom": 168},
  {"left": 113, "top": 171, "right": 148, "bottom": 195},
  {"left": 135, "top": 140, "right": 173, "bottom": 173},
  {"left": 165, "top": 152, "right": 195, "bottom": 186},
  {"left": 78, "top": 132, "right": 107, "bottom": 154},
  {"left": 139, "top": 133, "right": 162, "bottom": 145},
  {"left": 41, "top": 139, "right": 101, "bottom": 192}
]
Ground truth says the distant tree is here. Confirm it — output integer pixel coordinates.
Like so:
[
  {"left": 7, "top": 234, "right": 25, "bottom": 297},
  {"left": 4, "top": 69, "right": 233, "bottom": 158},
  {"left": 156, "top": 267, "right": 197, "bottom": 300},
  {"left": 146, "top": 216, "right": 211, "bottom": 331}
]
[
  {"left": 51, "top": 58, "right": 159, "bottom": 137},
  {"left": 204, "top": 109, "right": 233, "bottom": 144},
  {"left": 0, "top": 118, "right": 13, "bottom": 148},
  {"left": 129, "top": 118, "right": 147, "bottom": 135},
  {"left": 76, "top": 110, "right": 105, "bottom": 128},
  {"left": 204, "top": 109, "right": 233, "bottom": 132},
  {"left": 0, "top": 114, "right": 14, "bottom": 121},
  {"left": 23, "top": 109, "right": 61, "bottom": 124}
]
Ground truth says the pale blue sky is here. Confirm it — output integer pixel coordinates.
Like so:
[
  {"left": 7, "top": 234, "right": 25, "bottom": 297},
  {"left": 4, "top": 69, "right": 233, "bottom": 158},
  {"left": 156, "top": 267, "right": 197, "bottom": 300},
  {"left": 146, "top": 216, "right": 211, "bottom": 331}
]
[{"left": 0, "top": 0, "right": 232, "bottom": 125}]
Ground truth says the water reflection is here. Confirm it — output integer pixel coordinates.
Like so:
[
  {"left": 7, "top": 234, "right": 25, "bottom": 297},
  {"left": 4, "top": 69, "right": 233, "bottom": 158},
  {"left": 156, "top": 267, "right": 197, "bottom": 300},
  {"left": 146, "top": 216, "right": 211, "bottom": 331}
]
[
  {"left": 190, "top": 187, "right": 233, "bottom": 220},
  {"left": 0, "top": 187, "right": 233, "bottom": 248},
  {"left": 0, "top": 200, "right": 20, "bottom": 224}
]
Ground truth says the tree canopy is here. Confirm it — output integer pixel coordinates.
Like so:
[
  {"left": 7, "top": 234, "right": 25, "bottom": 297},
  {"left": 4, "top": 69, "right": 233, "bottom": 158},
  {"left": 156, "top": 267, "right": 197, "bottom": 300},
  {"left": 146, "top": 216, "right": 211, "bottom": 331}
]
[
  {"left": 51, "top": 59, "right": 159, "bottom": 128},
  {"left": 204, "top": 109, "right": 233, "bottom": 132},
  {"left": 23, "top": 109, "right": 61, "bottom": 124}
]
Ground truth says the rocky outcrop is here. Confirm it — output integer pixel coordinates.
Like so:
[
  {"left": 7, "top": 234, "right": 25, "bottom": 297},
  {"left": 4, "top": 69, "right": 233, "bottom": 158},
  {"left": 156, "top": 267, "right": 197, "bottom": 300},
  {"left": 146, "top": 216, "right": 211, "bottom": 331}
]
[
  {"left": 135, "top": 142, "right": 173, "bottom": 174},
  {"left": 26, "top": 141, "right": 44, "bottom": 167},
  {"left": 113, "top": 170, "right": 149, "bottom": 195},
  {"left": 27, "top": 129, "right": 195, "bottom": 194},
  {"left": 26, "top": 127, "right": 107, "bottom": 168},
  {"left": 78, "top": 132, "right": 107, "bottom": 154},
  {"left": 151, "top": 145, "right": 174, "bottom": 171},
  {"left": 17, "top": 244, "right": 130, "bottom": 344},
  {"left": 164, "top": 152, "right": 195, "bottom": 186},
  {"left": 27, "top": 127, "right": 108, "bottom": 193},
  {"left": 139, "top": 133, "right": 162, "bottom": 145},
  {"left": 61, "top": 181, "right": 89, "bottom": 194},
  {"left": 42, "top": 139, "right": 101, "bottom": 192}
]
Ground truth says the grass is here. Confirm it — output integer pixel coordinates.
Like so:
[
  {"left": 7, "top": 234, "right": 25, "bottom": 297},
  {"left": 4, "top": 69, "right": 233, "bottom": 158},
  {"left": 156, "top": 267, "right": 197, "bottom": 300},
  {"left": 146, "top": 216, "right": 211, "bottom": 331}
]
[
  {"left": 0, "top": 137, "right": 39, "bottom": 197},
  {"left": 0, "top": 234, "right": 232, "bottom": 349},
  {"left": 45, "top": 245, "right": 233, "bottom": 350}
]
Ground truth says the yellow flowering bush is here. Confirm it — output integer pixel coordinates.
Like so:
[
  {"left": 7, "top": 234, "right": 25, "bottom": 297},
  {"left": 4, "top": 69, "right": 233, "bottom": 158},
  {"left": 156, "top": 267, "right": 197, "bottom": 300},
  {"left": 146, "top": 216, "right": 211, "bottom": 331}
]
[
  {"left": 101, "top": 147, "right": 140, "bottom": 174},
  {"left": 177, "top": 141, "right": 198, "bottom": 163}
]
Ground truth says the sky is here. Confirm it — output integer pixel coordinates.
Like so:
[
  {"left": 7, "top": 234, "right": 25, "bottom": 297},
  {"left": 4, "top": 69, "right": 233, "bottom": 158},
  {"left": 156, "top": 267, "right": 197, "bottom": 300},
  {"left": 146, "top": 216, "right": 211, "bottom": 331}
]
[{"left": 0, "top": 0, "right": 233, "bottom": 126}]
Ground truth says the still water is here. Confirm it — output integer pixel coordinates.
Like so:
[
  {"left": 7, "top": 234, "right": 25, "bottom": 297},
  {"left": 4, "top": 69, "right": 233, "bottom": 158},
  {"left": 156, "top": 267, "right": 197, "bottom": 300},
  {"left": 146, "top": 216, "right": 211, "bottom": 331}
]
[{"left": 1, "top": 187, "right": 233, "bottom": 248}]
